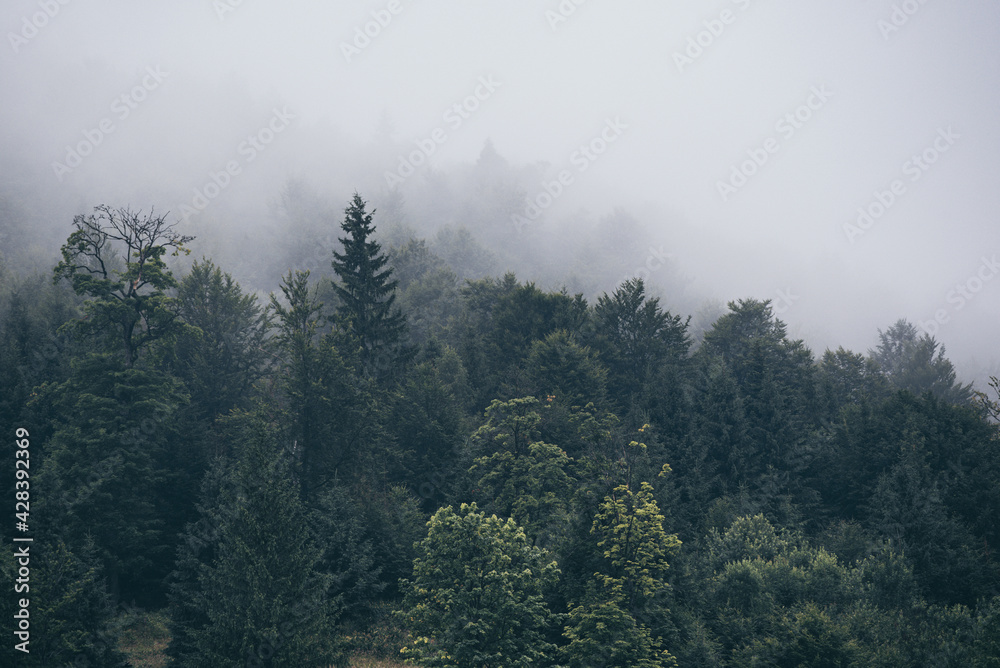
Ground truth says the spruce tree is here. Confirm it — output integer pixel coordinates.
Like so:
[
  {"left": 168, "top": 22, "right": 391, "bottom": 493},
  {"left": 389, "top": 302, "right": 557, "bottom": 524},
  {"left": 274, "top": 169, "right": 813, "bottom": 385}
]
[
  {"left": 593, "top": 278, "right": 690, "bottom": 402},
  {"left": 36, "top": 353, "right": 189, "bottom": 604},
  {"left": 0, "top": 536, "right": 129, "bottom": 667},
  {"left": 186, "top": 407, "right": 340, "bottom": 667},
  {"left": 869, "top": 318, "right": 974, "bottom": 404},
  {"left": 331, "top": 193, "right": 408, "bottom": 378},
  {"left": 172, "top": 258, "right": 271, "bottom": 422},
  {"left": 270, "top": 269, "right": 375, "bottom": 500}
]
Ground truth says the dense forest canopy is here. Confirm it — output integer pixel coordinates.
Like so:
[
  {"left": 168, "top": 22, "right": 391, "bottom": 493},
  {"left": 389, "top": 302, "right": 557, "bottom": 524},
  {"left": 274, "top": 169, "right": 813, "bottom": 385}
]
[{"left": 1, "top": 195, "right": 998, "bottom": 666}]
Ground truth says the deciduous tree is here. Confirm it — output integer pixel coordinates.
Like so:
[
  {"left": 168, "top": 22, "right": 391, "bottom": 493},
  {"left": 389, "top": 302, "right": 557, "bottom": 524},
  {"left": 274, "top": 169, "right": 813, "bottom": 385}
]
[
  {"left": 53, "top": 205, "right": 193, "bottom": 367},
  {"left": 399, "top": 503, "right": 560, "bottom": 667}
]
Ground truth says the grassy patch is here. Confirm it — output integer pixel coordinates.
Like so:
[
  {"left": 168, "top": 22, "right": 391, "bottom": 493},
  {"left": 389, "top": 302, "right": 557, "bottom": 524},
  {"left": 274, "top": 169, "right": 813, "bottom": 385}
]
[
  {"left": 349, "top": 658, "right": 412, "bottom": 668},
  {"left": 116, "top": 609, "right": 171, "bottom": 668},
  {"left": 343, "top": 601, "right": 413, "bottom": 667}
]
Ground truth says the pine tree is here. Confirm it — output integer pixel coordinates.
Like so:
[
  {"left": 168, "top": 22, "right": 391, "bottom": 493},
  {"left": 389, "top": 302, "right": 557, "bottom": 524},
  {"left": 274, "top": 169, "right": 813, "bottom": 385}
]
[
  {"left": 332, "top": 193, "right": 408, "bottom": 378},
  {"left": 593, "top": 278, "right": 690, "bottom": 403},
  {"left": 186, "top": 407, "right": 340, "bottom": 667},
  {"left": 36, "top": 353, "right": 189, "bottom": 604},
  {"left": 270, "top": 269, "right": 374, "bottom": 500},
  {"left": 869, "top": 319, "right": 974, "bottom": 404}
]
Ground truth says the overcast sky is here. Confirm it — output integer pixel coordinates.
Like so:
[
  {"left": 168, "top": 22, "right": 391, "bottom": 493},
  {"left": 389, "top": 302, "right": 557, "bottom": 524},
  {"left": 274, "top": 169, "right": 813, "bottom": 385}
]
[{"left": 2, "top": 0, "right": 999, "bottom": 379}]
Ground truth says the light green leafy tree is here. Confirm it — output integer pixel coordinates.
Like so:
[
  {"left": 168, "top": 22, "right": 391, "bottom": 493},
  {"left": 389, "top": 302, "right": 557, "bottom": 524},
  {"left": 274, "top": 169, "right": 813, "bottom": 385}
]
[
  {"left": 399, "top": 503, "right": 560, "bottom": 667},
  {"left": 564, "top": 482, "right": 681, "bottom": 667},
  {"left": 470, "top": 397, "right": 576, "bottom": 547}
]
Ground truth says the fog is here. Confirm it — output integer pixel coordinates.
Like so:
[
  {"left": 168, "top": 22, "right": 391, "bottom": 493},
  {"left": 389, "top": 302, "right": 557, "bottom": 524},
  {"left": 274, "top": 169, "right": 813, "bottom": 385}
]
[{"left": 2, "top": 0, "right": 998, "bottom": 385}]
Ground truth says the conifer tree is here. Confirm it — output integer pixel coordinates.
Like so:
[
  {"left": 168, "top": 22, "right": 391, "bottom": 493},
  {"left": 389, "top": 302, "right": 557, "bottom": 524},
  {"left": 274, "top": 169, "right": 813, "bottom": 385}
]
[
  {"left": 594, "top": 278, "right": 690, "bottom": 401},
  {"left": 0, "top": 536, "right": 129, "bottom": 667},
  {"left": 36, "top": 353, "right": 189, "bottom": 604},
  {"left": 186, "top": 408, "right": 340, "bottom": 667},
  {"left": 271, "top": 269, "right": 374, "bottom": 499},
  {"left": 869, "top": 318, "right": 973, "bottom": 404},
  {"left": 172, "top": 258, "right": 271, "bottom": 422},
  {"left": 332, "top": 193, "right": 408, "bottom": 378}
]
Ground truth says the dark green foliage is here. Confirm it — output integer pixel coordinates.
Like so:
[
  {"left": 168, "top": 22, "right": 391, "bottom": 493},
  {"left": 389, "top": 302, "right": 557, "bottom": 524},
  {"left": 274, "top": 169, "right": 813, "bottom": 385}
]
[
  {"left": 817, "top": 347, "right": 889, "bottom": 417},
  {"left": 818, "top": 390, "right": 1000, "bottom": 603},
  {"left": 270, "top": 269, "right": 374, "bottom": 499},
  {"left": 866, "top": 444, "right": 989, "bottom": 604},
  {"left": 185, "top": 409, "right": 341, "bottom": 667},
  {"left": 0, "top": 536, "right": 129, "bottom": 667},
  {"left": 9, "top": 202, "right": 1000, "bottom": 666},
  {"left": 457, "top": 274, "right": 588, "bottom": 407},
  {"left": 490, "top": 281, "right": 588, "bottom": 369},
  {"left": 564, "top": 600, "right": 673, "bottom": 668},
  {"left": 698, "top": 516, "right": 860, "bottom": 664},
  {"left": 973, "top": 596, "right": 1000, "bottom": 667},
  {"left": 172, "top": 258, "right": 271, "bottom": 421},
  {"left": 593, "top": 277, "right": 691, "bottom": 403},
  {"left": 36, "top": 353, "right": 188, "bottom": 604},
  {"left": 386, "top": 360, "right": 466, "bottom": 505},
  {"left": 690, "top": 299, "right": 819, "bottom": 526},
  {"left": 732, "top": 602, "right": 858, "bottom": 668},
  {"left": 350, "top": 483, "right": 427, "bottom": 601},
  {"left": 869, "top": 319, "right": 974, "bottom": 404},
  {"left": 311, "top": 483, "right": 385, "bottom": 622},
  {"left": 332, "top": 192, "right": 409, "bottom": 378},
  {"left": 270, "top": 269, "right": 325, "bottom": 498},
  {"left": 0, "top": 271, "right": 80, "bottom": 440},
  {"left": 526, "top": 329, "right": 608, "bottom": 408},
  {"left": 166, "top": 457, "right": 228, "bottom": 667}
]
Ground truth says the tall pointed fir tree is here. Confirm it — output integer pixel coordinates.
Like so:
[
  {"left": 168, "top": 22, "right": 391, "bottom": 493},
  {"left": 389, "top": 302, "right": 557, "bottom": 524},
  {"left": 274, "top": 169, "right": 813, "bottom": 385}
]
[
  {"left": 331, "top": 193, "right": 409, "bottom": 379},
  {"left": 181, "top": 407, "right": 341, "bottom": 667}
]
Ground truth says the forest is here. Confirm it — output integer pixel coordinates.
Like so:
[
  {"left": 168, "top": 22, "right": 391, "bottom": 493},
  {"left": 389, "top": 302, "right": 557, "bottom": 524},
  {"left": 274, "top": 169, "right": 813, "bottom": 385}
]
[{"left": 1, "top": 192, "right": 999, "bottom": 668}]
